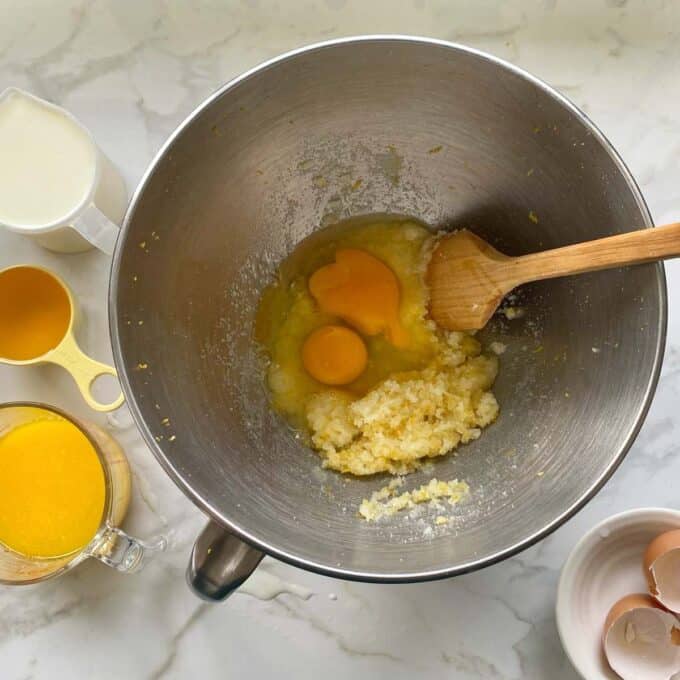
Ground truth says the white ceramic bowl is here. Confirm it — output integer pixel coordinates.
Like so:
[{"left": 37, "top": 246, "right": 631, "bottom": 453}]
[{"left": 556, "top": 508, "right": 680, "bottom": 679}]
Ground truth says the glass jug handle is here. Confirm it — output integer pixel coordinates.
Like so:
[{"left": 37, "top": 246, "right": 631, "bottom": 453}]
[{"left": 89, "top": 524, "right": 167, "bottom": 573}]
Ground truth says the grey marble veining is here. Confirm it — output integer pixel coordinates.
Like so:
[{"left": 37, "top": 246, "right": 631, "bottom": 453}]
[{"left": 0, "top": 1, "right": 679, "bottom": 678}]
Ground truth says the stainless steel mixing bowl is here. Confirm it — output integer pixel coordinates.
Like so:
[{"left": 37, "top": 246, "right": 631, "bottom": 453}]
[{"left": 110, "top": 36, "right": 666, "bottom": 600}]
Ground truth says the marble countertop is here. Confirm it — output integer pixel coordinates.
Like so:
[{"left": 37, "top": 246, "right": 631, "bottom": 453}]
[{"left": 1, "top": 1, "right": 679, "bottom": 678}]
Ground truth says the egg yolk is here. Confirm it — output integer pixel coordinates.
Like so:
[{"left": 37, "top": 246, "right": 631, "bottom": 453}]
[
  {"left": 302, "top": 325, "right": 368, "bottom": 385},
  {"left": 308, "top": 249, "right": 408, "bottom": 347}
]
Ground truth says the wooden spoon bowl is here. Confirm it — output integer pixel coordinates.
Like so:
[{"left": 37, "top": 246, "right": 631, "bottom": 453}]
[{"left": 427, "top": 222, "right": 680, "bottom": 331}]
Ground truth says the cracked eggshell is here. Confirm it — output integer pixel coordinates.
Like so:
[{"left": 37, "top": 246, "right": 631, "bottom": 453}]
[
  {"left": 557, "top": 508, "right": 680, "bottom": 679},
  {"left": 645, "top": 530, "right": 680, "bottom": 612},
  {"left": 603, "top": 593, "right": 680, "bottom": 680}
]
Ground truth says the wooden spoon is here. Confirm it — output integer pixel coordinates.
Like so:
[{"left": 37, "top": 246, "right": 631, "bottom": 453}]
[{"left": 426, "top": 222, "right": 680, "bottom": 331}]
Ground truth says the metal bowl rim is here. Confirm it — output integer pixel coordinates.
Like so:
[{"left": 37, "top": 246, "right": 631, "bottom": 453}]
[{"left": 109, "top": 34, "right": 668, "bottom": 583}]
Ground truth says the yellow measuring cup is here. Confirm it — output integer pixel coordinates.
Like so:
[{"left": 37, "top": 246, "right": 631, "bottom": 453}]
[{"left": 0, "top": 265, "right": 124, "bottom": 411}]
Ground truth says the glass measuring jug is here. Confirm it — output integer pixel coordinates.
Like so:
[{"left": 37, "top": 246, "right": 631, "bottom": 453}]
[
  {"left": 0, "top": 403, "right": 165, "bottom": 584},
  {"left": 0, "top": 265, "right": 124, "bottom": 411}
]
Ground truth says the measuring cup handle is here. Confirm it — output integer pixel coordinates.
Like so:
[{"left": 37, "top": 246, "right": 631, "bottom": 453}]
[
  {"left": 90, "top": 524, "right": 167, "bottom": 573},
  {"left": 187, "top": 521, "right": 264, "bottom": 602},
  {"left": 72, "top": 203, "right": 120, "bottom": 255},
  {"left": 48, "top": 335, "right": 125, "bottom": 412}
]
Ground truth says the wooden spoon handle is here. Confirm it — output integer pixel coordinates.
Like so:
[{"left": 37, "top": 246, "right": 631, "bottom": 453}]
[{"left": 509, "top": 221, "right": 680, "bottom": 286}]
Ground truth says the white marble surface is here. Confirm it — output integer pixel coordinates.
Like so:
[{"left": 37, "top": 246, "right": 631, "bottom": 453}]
[{"left": 1, "top": 1, "right": 679, "bottom": 678}]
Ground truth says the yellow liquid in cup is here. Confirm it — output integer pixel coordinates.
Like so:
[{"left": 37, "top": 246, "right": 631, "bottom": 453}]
[
  {"left": 0, "top": 417, "right": 106, "bottom": 558},
  {"left": 0, "top": 267, "right": 71, "bottom": 361}
]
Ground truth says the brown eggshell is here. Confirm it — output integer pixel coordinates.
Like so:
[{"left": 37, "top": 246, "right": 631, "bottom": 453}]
[
  {"left": 603, "top": 593, "right": 680, "bottom": 680},
  {"left": 603, "top": 594, "right": 664, "bottom": 641},
  {"left": 644, "top": 530, "right": 680, "bottom": 610}
]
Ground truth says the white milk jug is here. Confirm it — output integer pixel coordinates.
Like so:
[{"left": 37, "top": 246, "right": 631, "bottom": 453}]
[{"left": 0, "top": 88, "right": 127, "bottom": 254}]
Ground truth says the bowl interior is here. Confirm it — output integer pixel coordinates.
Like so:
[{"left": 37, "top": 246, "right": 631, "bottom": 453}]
[{"left": 112, "top": 38, "right": 664, "bottom": 578}]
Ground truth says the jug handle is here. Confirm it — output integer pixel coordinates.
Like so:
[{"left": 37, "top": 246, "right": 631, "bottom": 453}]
[
  {"left": 186, "top": 520, "right": 264, "bottom": 601},
  {"left": 73, "top": 203, "right": 120, "bottom": 255}
]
